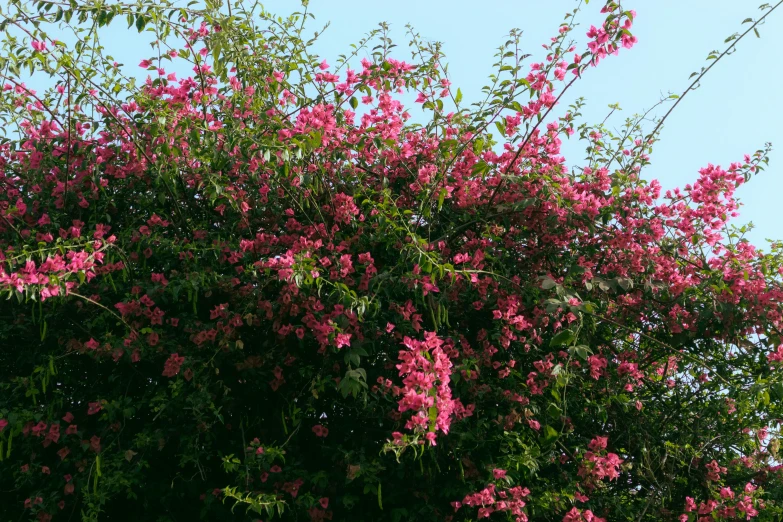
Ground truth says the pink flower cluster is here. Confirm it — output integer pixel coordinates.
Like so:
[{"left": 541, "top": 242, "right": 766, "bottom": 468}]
[
  {"left": 162, "top": 353, "right": 185, "bottom": 377},
  {"left": 578, "top": 436, "right": 623, "bottom": 485},
  {"left": 395, "top": 332, "right": 454, "bottom": 443},
  {"left": 453, "top": 484, "right": 531, "bottom": 521},
  {"left": 680, "top": 482, "right": 761, "bottom": 521},
  {"left": 0, "top": 249, "right": 111, "bottom": 300},
  {"left": 563, "top": 507, "right": 606, "bottom": 522},
  {"left": 586, "top": 3, "right": 637, "bottom": 65}
]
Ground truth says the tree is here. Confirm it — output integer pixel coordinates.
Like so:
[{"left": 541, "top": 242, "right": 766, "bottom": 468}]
[{"left": 1, "top": 0, "right": 783, "bottom": 520}]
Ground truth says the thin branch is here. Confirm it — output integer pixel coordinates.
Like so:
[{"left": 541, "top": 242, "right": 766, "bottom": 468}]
[{"left": 646, "top": 1, "right": 783, "bottom": 142}]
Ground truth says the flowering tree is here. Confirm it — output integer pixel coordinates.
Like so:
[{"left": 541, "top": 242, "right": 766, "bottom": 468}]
[{"left": 1, "top": 0, "right": 783, "bottom": 520}]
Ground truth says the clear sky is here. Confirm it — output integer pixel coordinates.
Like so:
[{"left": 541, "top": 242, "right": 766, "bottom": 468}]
[{"left": 35, "top": 0, "right": 783, "bottom": 246}]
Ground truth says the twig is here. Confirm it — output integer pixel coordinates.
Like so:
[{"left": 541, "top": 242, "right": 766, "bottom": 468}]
[{"left": 646, "top": 1, "right": 783, "bottom": 142}]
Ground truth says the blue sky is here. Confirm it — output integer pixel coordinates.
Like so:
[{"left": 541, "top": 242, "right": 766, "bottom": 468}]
[{"left": 34, "top": 0, "right": 783, "bottom": 246}]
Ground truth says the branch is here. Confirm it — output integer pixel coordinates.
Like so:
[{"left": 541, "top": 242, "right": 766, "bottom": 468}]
[{"left": 646, "top": 1, "right": 783, "bottom": 141}]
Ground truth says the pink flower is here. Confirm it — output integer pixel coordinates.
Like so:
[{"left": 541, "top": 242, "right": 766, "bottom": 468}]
[
  {"left": 0, "top": 419, "right": 7, "bottom": 432},
  {"left": 336, "top": 333, "right": 352, "bottom": 349},
  {"left": 589, "top": 436, "right": 608, "bottom": 451},
  {"left": 492, "top": 468, "right": 507, "bottom": 479},
  {"left": 162, "top": 353, "right": 185, "bottom": 377}
]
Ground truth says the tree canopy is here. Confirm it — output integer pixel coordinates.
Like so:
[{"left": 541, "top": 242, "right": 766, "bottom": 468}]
[{"left": 1, "top": 1, "right": 783, "bottom": 521}]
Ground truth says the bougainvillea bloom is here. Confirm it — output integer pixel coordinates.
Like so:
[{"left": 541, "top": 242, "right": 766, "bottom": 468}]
[{"left": 0, "top": 0, "right": 781, "bottom": 521}]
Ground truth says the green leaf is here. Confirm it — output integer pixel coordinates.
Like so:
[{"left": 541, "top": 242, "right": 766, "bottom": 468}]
[
  {"left": 542, "top": 425, "right": 559, "bottom": 444},
  {"left": 455, "top": 88, "right": 462, "bottom": 104},
  {"left": 550, "top": 329, "right": 576, "bottom": 347},
  {"left": 616, "top": 277, "right": 633, "bottom": 291},
  {"left": 471, "top": 161, "right": 490, "bottom": 176},
  {"left": 574, "top": 345, "right": 592, "bottom": 360}
]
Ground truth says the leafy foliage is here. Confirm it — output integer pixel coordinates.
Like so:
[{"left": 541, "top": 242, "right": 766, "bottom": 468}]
[{"left": 1, "top": 1, "right": 783, "bottom": 521}]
